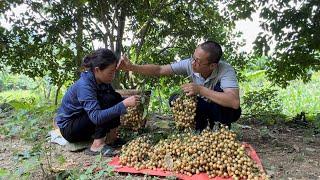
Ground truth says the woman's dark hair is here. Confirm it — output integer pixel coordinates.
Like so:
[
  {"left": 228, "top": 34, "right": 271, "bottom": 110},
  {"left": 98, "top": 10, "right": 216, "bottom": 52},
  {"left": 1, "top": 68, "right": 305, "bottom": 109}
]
[
  {"left": 82, "top": 48, "right": 118, "bottom": 71},
  {"left": 199, "top": 41, "right": 223, "bottom": 63}
]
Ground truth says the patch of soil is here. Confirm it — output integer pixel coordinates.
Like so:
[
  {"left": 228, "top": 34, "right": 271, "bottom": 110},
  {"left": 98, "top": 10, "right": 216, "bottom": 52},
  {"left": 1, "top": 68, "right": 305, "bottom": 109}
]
[{"left": 239, "top": 121, "right": 320, "bottom": 179}]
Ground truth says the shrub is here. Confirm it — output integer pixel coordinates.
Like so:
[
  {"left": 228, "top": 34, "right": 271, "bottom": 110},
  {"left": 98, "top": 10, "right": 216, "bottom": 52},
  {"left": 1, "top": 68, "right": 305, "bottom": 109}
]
[{"left": 242, "top": 88, "right": 284, "bottom": 124}]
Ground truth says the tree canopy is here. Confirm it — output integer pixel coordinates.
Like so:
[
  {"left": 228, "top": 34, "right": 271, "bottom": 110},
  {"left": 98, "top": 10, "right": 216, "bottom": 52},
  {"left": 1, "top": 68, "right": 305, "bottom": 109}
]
[
  {"left": 0, "top": 0, "right": 255, "bottom": 88},
  {"left": 254, "top": 0, "right": 320, "bottom": 87},
  {"left": 0, "top": 0, "right": 318, "bottom": 93}
]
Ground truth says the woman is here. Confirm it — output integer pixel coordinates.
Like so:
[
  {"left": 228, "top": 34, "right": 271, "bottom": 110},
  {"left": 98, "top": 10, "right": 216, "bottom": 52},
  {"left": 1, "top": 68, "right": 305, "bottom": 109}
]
[{"left": 55, "top": 48, "right": 140, "bottom": 156}]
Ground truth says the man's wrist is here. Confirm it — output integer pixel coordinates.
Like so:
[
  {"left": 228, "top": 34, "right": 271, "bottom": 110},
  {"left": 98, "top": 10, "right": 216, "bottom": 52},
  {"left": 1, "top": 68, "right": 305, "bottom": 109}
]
[
  {"left": 129, "top": 64, "right": 138, "bottom": 72},
  {"left": 198, "top": 85, "right": 205, "bottom": 95}
]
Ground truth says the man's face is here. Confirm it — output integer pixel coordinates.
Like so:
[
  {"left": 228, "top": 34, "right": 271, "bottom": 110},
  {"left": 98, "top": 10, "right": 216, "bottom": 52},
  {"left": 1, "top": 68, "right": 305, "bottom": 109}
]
[{"left": 191, "top": 47, "right": 214, "bottom": 74}]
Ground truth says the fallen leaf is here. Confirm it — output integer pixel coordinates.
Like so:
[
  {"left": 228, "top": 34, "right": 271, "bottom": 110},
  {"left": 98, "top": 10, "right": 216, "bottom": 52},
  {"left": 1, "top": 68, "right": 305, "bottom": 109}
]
[
  {"left": 305, "top": 147, "right": 316, "bottom": 152},
  {"left": 292, "top": 144, "right": 300, "bottom": 152},
  {"left": 84, "top": 162, "right": 92, "bottom": 167}
]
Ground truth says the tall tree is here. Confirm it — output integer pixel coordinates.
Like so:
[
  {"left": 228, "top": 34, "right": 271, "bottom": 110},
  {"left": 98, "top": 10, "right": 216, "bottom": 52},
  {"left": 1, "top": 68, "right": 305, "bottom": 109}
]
[
  {"left": 0, "top": 1, "right": 92, "bottom": 104},
  {"left": 254, "top": 0, "right": 320, "bottom": 87},
  {"left": 1, "top": 0, "right": 257, "bottom": 95}
]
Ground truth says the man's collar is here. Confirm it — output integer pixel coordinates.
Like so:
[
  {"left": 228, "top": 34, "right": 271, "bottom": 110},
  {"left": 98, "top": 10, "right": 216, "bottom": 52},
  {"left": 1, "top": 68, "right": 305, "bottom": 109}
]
[
  {"left": 193, "top": 66, "right": 219, "bottom": 80},
  {"left": 206, "top": 66, "right": 219, "bottom": 80}
]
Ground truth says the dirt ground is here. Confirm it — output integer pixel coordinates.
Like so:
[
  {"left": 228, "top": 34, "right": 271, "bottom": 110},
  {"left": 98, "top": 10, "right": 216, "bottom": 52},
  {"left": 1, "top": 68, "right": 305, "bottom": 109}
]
[
  {"left": 1, "top": 116, "right": 320, "bottom": 180},
  {"left": 239, "top": 121, "right": 320, "bottom": 180}
]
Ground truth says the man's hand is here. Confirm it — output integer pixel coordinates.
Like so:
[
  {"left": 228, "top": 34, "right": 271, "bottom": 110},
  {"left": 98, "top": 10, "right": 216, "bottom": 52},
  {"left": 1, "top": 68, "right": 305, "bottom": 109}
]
[
  {"left": 181, "top": 83, "right": 201, "bottom": 96},
  {"left": 117, "top": 55, "right": 133, "bottom": 71}
]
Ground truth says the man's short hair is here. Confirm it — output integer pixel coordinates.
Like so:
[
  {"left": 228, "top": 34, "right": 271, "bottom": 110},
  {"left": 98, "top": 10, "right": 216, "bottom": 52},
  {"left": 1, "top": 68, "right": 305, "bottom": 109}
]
[{"left": 199, "top": 41, "right": 223, "bottom": 63}]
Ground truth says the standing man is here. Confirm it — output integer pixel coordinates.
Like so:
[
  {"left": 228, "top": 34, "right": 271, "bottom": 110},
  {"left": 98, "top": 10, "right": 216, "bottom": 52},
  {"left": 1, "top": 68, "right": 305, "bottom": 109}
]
[{"left": 118, "top": 41, "right": 241, "bottom": 130}]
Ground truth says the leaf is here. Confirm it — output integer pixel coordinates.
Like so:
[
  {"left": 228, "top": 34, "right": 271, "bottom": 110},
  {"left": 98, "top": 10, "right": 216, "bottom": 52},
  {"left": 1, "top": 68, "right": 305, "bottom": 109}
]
[
  {"left": 142, "top": 108, "right": 148, "bottom": 120},
  {"left": 0, "top": 168, "right": 9, "bottom": 177}
]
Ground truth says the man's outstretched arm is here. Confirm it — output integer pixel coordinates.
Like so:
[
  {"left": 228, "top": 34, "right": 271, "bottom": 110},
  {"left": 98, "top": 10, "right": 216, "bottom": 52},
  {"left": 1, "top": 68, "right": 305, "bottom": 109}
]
[{"left": 118, "top": 56, "right": 174, "bottom": 76}]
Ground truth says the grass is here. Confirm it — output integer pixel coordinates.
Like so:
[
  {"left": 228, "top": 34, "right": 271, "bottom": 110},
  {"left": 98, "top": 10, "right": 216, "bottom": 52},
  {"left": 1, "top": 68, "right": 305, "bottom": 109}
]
[
  {"left": 240, "top": 71, "right": 320, "bottom": 119},
  {"left": 278, "top": 72, "right": 320, "bottom": 118},
  {"left": 0, "top": 90, "right": 40, "bottom": 103}
]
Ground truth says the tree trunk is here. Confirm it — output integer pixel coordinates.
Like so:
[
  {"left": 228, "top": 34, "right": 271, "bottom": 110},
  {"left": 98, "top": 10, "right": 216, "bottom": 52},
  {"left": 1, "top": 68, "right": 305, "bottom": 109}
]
[
  {"left": 47, "top": 86, "right": 51, "bottom": 100},
  {"left": 74, "top": 2, "right": 84, "bottom": 78},
  {"left": 112, "top": 3, "right": 126, "bottom": 89},
  {"left": 54, "top": 84, "right": 62, "bottom": 105}
]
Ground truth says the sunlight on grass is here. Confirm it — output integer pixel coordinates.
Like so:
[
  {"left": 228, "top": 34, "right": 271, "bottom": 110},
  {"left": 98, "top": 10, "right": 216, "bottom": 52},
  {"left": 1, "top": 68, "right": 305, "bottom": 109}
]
[
  {"left": 241, "top": 71, "right": 320, "bottom": 118},
  {"left": 278, "top": 72, "right": 320, "bottom": 117},
  {"left": 0, "top": 90, "right": 39, "bottom": 103}
]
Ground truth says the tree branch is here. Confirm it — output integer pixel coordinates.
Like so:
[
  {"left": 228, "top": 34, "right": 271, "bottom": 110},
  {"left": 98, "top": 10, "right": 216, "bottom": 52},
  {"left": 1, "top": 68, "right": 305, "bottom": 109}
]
[
  {"left": 98, "top": 0, "right": 113, "bottom": 49},
  {"left": 134, "top": 0, "right": 170, "bottom": 59}
]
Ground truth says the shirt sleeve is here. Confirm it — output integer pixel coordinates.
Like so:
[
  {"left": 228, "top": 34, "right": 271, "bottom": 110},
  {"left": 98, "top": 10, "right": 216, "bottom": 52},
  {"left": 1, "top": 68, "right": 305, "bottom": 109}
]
[
  {"left": 77, "top": 83, "right": 127, "bottom": 126},
  {"left": 220, "top": 66, "right": 239, "bottom": 89},
  {"left": 170, "top": 58, "right": 190, "bottom": 76}
]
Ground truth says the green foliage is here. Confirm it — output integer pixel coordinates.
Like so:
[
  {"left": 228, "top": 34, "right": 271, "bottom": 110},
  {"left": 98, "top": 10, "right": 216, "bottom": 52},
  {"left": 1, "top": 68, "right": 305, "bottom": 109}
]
[
  {"left": 0, "top": 86, "right": 118, "bottom": 179},
  {"left": 0, "top": 90, "right": 38, "bottom": 104},
  {"left": 0, "top": 142, "right": 46, "bottom": 179},
  {"left": 55, "top": 155, "right": 115, "bottom": 180},
  {"left": 277, "top": 71, "right": 320, "bottom": 117},
  {"left": 0, "top": 168, "right": 9, "bottom": 178},
  {"left": 241, "top": 70, "right": 320, "bottom": 124},
  {"left": 0, "top": 90, "right": 55, "bottom": 140},
  {"left": 312, "top": 113, "right": 320, "bottom": 130},
  {"left": 254, "top": 0, "right": 320, "bottom": 87},
  {"left": 246, "top": 56, "right": 269, "bottom": 71},
  {"left": 0, "top": 72, "right": 70, "bottom": 104},
  {"left": 0, "top": 72, "right": 37, "bottom": 91},
  {"left": 118, "top": 0, "right": 253, "bottom": 88},
  {"left": 148, "top": 79, "right": 180, "bottom": 114},
  {"left": 0, "top": 1, "right": 91, "bottom": 91},
  {"left": 146, "top": 75, "right": 193, "bottom": 114},
  {"left": 57, "top": 155, "right": 66, "bottom": 165},
  {"left": 259, "top": 126, "right": 271, "bottom": 139},
  {"left": 14, "top": 156, "right": 40, "bottom": 179},
  {"left": 1, "top": 0, "right": 256, "bottom": 91},
  {"left": 242, "top": 88, "right": 283, "bottom": 120},
  {"left": 81, "top": 156, "right": 114, "bottom": 179},
  {"left": 0, "top": 89, "right": 60, "bottom": 179}
]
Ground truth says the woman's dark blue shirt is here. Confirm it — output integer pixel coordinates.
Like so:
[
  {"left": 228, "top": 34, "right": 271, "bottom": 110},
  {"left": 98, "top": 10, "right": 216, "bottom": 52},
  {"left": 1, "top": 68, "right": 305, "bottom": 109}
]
[{"left": 55, "top": 71, "right": 127, "bottom": 128}]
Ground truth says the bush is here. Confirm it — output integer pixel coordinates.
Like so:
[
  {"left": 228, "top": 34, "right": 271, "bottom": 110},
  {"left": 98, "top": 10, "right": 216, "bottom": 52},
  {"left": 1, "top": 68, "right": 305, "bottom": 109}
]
[
  {"left": 0, "top": 73, "right": 36, "bottom": 91},
  {"left": 242, "top": 88, "right": 284, "bottom": 123}
]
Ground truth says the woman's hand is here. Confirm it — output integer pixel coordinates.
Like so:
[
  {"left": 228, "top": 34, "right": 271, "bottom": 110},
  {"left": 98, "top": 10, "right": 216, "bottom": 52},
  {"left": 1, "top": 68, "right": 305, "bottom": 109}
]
[{"left": 122, "top": 95, "right": 141, "bottom": 107}]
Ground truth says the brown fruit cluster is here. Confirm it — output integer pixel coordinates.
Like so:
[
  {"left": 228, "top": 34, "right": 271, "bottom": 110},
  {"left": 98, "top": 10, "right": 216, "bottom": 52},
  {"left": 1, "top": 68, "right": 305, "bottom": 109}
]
[
  {"left": 120, "top": 127, "right": 269, "bottom": 180},
  {"left": 171, "top": 95, "right": 197, "bottom": 129},
  {"left": 119, "top": 136, "right": 152, "bottom": 168},
  {"left": 121, "top": 106, "right": 145, "bottom": 131}
]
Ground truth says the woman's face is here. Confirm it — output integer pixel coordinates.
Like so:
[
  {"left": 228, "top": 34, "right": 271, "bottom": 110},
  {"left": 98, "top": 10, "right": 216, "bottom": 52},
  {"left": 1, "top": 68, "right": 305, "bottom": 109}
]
[{"left": 94, "top": 63, "right": 117, "bottom": 84}]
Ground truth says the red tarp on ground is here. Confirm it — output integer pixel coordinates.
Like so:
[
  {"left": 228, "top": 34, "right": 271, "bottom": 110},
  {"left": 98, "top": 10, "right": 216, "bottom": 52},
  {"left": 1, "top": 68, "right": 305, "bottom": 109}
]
[{"left": 108, "top": 143, "right": 264, "bottom": 180}]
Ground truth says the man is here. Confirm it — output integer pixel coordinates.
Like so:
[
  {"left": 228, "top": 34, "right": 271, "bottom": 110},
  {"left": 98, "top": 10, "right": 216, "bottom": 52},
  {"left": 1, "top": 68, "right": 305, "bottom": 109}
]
[{"left": 118, "top": 41, "right": 241, "bottom": 130}]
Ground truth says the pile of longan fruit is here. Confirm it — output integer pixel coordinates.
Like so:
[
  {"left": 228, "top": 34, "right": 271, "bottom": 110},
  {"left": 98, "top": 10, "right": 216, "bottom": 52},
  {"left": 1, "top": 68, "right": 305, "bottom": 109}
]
[
  {"left": 121, "top": 106, "right": 145, "bottom": 131},
  {"left": 120, "top": 127, "right": 269, "bottom": 180},
  {"left": 171, "top": 95, "right": 197, "bottom": 129}
]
